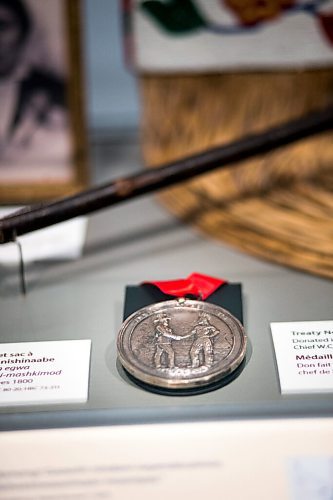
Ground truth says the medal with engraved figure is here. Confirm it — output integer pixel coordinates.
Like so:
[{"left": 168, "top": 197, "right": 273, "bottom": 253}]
[{"left": 117, "top": 299, "right": 247, "bottom": 389}]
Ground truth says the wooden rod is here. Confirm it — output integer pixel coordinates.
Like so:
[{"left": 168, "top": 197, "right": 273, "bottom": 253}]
[{"left": 0, "top": 105, "right": 332, "bottom": 244}]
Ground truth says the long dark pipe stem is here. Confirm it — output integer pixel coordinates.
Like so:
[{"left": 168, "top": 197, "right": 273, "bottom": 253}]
[{"left": 0, "top": 105, "right": 332, "bottom": 244}]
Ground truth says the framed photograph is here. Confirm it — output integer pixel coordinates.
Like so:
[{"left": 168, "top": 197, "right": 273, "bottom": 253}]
[{"left": 0, "top": 0, "right": 88, "bottom": 203}]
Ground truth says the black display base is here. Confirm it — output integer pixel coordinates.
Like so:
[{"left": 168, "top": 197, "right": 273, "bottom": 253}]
[{"left": 123, "top": 283, "right": 243, "bottom": 323}]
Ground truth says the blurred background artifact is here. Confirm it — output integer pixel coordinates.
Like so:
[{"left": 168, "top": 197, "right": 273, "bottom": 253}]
[
  {"left": 126, "top": 0, "right": 333, "bottom": 279},
  {"left": 0, "top": 0, "right": 87, "bottom": 203}
]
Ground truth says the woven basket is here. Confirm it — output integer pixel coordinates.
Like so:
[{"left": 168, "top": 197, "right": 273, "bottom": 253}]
[{"left": 140, "top": 70, "right": 333, "bottom": 279}]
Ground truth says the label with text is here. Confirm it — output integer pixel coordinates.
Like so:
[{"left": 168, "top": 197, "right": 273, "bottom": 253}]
[
  {"left": 0, "top": 339, "right": 91, "bottom": 406},
  {"left": 271, "top": 321, "right": 333, "bottom": 394}
]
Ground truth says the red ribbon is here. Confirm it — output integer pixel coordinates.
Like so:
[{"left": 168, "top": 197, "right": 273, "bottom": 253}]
[{"left": 143, "top": 273, "right": 227, "bottom": 300}]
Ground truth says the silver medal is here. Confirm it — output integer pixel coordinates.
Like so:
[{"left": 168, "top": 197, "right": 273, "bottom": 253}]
[{"left": 117, "top": 298, "right": 247, "bottom": 390}]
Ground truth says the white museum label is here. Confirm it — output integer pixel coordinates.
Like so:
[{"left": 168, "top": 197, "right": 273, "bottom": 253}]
[
  {"left": 0, "top": 339, "right": 91, "bottom": 406},
  {"left": 271, "top": 320, "right": 333, "bottom": 394}
]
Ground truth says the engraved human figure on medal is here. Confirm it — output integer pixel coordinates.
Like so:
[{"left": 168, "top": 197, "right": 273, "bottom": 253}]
[
  {"left": 189, "top": 312, "right": 220, "bottom": 368},
  {"left": 153, "top": 313, "right": 183, "bottom": 369}
]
